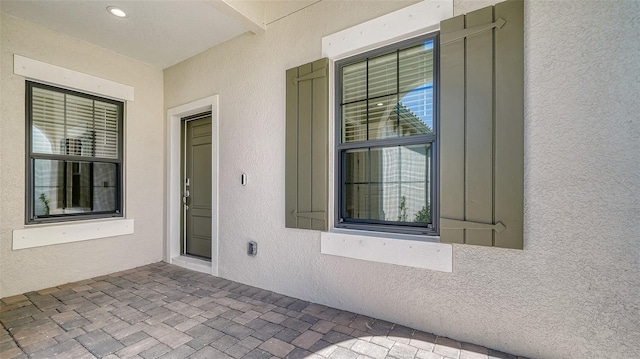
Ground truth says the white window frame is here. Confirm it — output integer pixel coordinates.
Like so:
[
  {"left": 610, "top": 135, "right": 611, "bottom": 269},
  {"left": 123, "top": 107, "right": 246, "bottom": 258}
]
[
  {"left": 12, "top": 55, "right": 134, "bottom": 250},
  {"left": 320, "top": 0, "right": 454, "bottom": 272}
]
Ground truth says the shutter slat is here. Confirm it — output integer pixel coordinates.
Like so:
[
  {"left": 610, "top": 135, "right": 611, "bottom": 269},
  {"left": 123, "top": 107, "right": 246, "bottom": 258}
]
[
  {"left": 311, "top": 59, "right": 329, "bottom": 231},
  {"left": 494, "top": 0, "right": 524, "bottom": 249},
  {"left": 285, "top": 66, "right": 299, "bottom": 228},
  {"left": 297, "top": 62, "right": 314, "bottom": 230},
  {"left": 440, "top": 14, "right": 466, "bottom": 244},
  {"left": 464, "top": 6, "right": 495, "bottom": 246}
]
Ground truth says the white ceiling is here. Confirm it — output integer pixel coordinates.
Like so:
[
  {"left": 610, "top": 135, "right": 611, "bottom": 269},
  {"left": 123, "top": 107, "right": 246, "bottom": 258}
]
[{"left": 0, "top": 0, "right": 263, "bottom": 69}]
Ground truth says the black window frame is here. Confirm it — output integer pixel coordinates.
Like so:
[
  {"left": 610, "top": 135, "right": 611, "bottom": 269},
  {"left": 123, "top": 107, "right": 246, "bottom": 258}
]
[
  {"left": 334, "top": 32, "right": 440, "bottom": 236},
  {"left": 25, "top": 81, "right": 124, "bottom": 224}
]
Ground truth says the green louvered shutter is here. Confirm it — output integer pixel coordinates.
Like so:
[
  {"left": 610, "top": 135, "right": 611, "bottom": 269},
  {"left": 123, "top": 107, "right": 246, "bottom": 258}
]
[
  {"left": 439, "top": 0, "right": 524, "bottom": 249},
  {"left": 285, "top": 58, "right": 329, "bottom": 231}
]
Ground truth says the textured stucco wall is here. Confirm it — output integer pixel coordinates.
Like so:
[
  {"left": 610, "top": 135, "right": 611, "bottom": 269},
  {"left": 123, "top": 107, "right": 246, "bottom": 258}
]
[
  {"left": 163, "top": 0, "right": 640, "bottom": 357},
  {"left": 0, "top": 13, "right": 165, "bottom": 297}
]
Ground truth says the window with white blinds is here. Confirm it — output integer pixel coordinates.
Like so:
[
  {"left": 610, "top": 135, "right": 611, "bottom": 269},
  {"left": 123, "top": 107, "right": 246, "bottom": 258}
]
[
  {"left": 26, "top": 81, "right": 123, "bottom": 223},
  {"left": 31, "top": 86, "right": 119, "bottom": 159},
  {"left": 336, "top": 33, "right": 438, "bottom": 235}
]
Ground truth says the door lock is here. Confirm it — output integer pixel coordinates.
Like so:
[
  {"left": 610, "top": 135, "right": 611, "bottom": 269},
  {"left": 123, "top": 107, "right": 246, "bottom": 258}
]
[{"left": 184, "top": 178, "right": 190, "bottom": 210}]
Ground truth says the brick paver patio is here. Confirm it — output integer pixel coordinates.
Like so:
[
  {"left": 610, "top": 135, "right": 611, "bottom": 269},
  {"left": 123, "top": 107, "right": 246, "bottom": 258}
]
[{"left": 0, "top": 262, "right": 526, "bottom": 359}]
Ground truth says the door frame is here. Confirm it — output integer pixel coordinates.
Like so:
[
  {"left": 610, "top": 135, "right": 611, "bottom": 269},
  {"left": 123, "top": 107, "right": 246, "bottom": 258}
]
[{"left": 166, "top": 95, "right": 219, "bottom": 275}]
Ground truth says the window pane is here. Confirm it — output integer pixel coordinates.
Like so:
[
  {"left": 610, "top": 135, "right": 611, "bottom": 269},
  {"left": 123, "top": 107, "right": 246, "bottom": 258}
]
[
  {"left": 400, "top": 144, "right": 431, "bottom": 224},
  {"left": 33, "top": 159, "right": 118, "bottom": 218},
  {"left": 94, "top": 102, "right": 119, "bottom": 159},
  {"left": 345, "top": 184, "right": 370, "bottom": 219},
  {"left": 342, "top": 61, "right": 366, "bottom": 103},
  {"left": 370, "top": 146, "right": 400, "bottom": 184},
  {"left": 399, "top": 40, "right": 434, "bottom": 135},
  {"left": 399, "top": 41, "right": 434, "bottom": 93},
  {"left": 66, "top": 95, "right": 94, "bottom": 128},
  {"left": 342, "top": 100, "right": 367, "bottom": 142},
  {"left": 398, "top": 89, "right": 433, "bottom": 135},
  {"left": 368, "top": 95, "right": 398, "bottom": 140},
  {"left": 368, "top": 52, "right": 397, "bottom": 98},
  {"left": 93, "top": 162, "right": 118, "bottom": 212},
  {"left": 33, "top": 159, "right": 63, "bottom": 216},
  {"left": 342, "top": 144, "right": 431, "bottom": 224},
  {"left": 32, "top": 87, "right": 65, "bottom": 155},
  {"left": 345, "top": 148, "right": 369, "bottom": 184},
  {"left": 344, "top": 149, "right": 369, "bottom": 219},
  {"left": 65, "top": 94, "right": 94, "bottom": 157}
]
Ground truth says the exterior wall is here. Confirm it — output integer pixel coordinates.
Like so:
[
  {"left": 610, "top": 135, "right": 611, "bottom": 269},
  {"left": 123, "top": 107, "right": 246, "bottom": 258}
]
[
  {"left": 163, "top": 1, "right": 640, "bottom": 358},
  {"left": 0, "top": 13, "right": 165, "bottom": 296}
]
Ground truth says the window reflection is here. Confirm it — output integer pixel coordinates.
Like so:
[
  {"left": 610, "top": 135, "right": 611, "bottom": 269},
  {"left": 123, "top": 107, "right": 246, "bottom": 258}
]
[
  {"left": 34, "top": 160, "right": 117, "bottom": 217},
  {"left": 344, "top": 144, "right": 431, "bottom": 224}
]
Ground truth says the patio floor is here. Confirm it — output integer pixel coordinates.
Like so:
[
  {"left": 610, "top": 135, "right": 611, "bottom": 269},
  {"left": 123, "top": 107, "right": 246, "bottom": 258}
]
[{"left": 0, "top": 262, "right": 525, "bottom": 359}]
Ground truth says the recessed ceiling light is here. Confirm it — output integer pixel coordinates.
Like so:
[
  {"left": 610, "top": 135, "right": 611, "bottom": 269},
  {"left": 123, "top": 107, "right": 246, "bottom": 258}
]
[
  {"left": 107, "top": 6, "right": 127, "bottom": 18},
  {"left": 377, "top": 103, "right": 384, "bottom": 106}
]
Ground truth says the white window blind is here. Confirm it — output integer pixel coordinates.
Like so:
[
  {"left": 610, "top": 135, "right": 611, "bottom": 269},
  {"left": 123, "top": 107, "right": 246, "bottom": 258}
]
[{"left": 32, "top": 86, "right": 119, "bottom": 159}]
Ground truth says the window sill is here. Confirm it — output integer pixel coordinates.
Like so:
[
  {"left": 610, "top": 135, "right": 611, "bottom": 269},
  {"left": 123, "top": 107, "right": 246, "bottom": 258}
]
[
  {"left": 320, "top": 230, "right": 452, "bottom": 272},
  {"left": 12, "top": 218, "right": 134, "bottom": 250}
]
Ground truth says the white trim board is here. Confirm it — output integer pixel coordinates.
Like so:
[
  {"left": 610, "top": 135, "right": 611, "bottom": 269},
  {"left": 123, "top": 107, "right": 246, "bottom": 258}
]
[
  {"left": 320, "top": 0, "right": 453, "bottom": 272},
  {"left": 165, "top": 96, "right": 220, "bottom": 276},
  {"left": 13, "top": 54, "right": 134, "bottom": 101},
  {"left": 12, "top": 56, "right": 135, "bottom": 251},
  {"left": 321, "top": 231, "right": 452, "bottom": 272},
  {"left": 13, "top": 219, "right": 134, "bottom": 250},
  {"left": 322, "top": 0, "right": 452, "bottom": 60}
]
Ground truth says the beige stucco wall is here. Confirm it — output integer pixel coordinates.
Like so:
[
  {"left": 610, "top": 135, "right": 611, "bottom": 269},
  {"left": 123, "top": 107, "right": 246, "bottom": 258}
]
[
  {"left": 0, "top": 13, "right": 165, "bottom": 297},
  {"left": 163, "top": 1, "right": 640, "bottom": 358}
]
